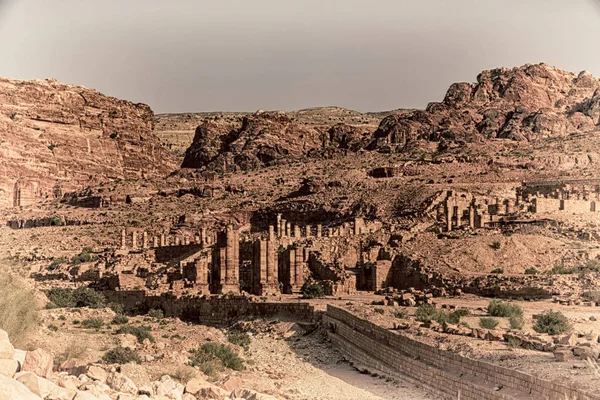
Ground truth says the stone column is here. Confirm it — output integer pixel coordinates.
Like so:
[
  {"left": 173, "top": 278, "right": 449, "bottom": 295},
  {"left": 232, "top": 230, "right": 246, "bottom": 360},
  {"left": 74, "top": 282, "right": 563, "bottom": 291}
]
[
  {"left": 121, "top": 229, "right": 126, "bottom": 249},
  {"left": 280, "top": 219, "right": 287, "bottom": 237},
  {"left": 160, "top": 234, "right": 166, "bottom": 247},
  {"left": 286, "top": 222, "right": 292, "bottom": 237},
  {"left": 276, "top": 214, "right": 282, "bottom": 238},
  {"left": 175, "top": 237, "right": 180, "bottom": 246},
  {"left": 354, "top": 217, "right": 360, "bottom": 235},
  {"left": 446, "top": 200, "right": 453, "bottom": 232},
  {"left": 327, "top": 227, "right": 333, "bottom": 237},
  {"left": 294, "top": 225, "right": 301, "bottom": 238},
  {"left": 200, "top": 228, "right": 207, "bottom": 245},
  {"left": 305, "top": 225, "right": 311, "bottom": 237},
  {"left": 153, "top": 236, "right": 159, "bottom": 248},
  {"left": 142, "top": 231, "right": 148, "bottom": 249},
  {"left": 268, "top": 225, "right": 275, "bottom": 241},
  {"left": 317, "top": 225, "right": 322, "bottom": 238},
  {"left": 132, "top": 231, "right": 138, "bottom": 250},
  {"left": 469, "top": 206, "right": 475, "bottom": 228},
  {"left": 252, "top": 239, "right": 279, "bottom": 295}
]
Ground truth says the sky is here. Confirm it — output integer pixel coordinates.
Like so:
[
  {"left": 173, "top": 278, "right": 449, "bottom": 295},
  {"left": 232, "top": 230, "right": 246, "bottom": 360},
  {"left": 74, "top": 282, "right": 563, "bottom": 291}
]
[{"left": 1, "top": 0, "right": 600, "bottom": 114}]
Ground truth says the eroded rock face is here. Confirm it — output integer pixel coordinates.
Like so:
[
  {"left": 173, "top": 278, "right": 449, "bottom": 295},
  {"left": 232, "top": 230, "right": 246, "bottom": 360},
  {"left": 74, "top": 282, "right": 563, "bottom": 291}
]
[
  {"left": 181, "top": 111, "right": 323, "bottom": 172},
  {"left": 0, "top": 77, "right": 177, "bottom": 208},
  {"left": 368, "top": 64, "right": 600, "bottom": 151}
]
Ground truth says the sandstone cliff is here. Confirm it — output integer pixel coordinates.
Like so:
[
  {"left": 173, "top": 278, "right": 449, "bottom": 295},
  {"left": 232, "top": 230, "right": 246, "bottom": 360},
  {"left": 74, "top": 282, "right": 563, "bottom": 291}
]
[
  {"left": 0, "top": 77, "right": 177, "bottom": 208},
  {"left": 368, "top": 63, "right": 600, "bottom": 151}
]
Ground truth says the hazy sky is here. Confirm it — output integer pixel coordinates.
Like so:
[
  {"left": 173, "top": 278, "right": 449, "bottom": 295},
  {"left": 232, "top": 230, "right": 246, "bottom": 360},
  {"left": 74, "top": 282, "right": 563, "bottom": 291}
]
[{"left": 1, "top": 0, "right": 600, "bottom": 113}]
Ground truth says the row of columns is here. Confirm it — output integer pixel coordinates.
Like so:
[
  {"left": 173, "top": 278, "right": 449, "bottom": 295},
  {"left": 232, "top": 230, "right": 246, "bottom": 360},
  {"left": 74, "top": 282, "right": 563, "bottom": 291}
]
[
  {"left": 274, "top": 214, "right": 365, "bottom": 239},
  {"left": 120, "top": 228, "right": 216, "bottom": 250}
]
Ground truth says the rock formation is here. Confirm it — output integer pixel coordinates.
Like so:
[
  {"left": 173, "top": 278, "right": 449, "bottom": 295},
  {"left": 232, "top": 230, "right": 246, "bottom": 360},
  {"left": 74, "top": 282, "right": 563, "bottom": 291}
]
[
  {"left": 368, "top": 63, "right": 600, "bottom": 151},
  {"left": 0, "top": 77, "right": 177, "bottom": 208}
]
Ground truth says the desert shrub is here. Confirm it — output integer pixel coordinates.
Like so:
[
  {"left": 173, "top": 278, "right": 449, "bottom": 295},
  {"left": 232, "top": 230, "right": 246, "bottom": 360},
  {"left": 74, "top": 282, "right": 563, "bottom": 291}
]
[
  {"left": 102, "top": 346, "right": 141, "bottom": 364},
  {"left": 490, "top": 268, "right": 504, "bottom": 274},
  {"left": 415, "top": 304, "right": 466, "bottom": 325},
  {"left": 509, "top": 315, "right": 524, "bottom": 330},
  {"left": 108, "top": 303, "right": 125, "bottom": 315},
  {"left": 55, "top": 339, "right": 87, "bottom": 366},
  {"left": 188, "top": 343, "right": 244, "bottom": 376},
  {"left": 490, "top": 242, "right": 501, "bottom": 250},
  {"left": 370, "top": 300, "right": 385, "bottom": 306},
  {"left": 49, "top": 216, "right": 64, "bottom": 226},
  {"left": 48, "top": 256, "right": 68, "bottom": 271},
  {"left": 533, "top": 311, "right": 570, "bottom": 335},
  {"left": 46, "top": 287, "right": 106, "bottom": 309},
  {"left": 148, "top": 309, "right": 164, "bottom": 319},
  {"left": 524, "top": 267, "right": 539, "bottom": 275},
  {"left": 48, "top": 324, "right": 58, "bottom": 332},
  {"left": 393, "top": 310, "right": 408, "bottom": 319},
  {"left": 227, "top": 331, "right": 251, "bottom": 350},
  {"left": 479, "top": 317, "right": 499, "bottom": 329},
  {"left": 117, "top": 325, "right": 154, "bottom": 343},
  {"left": 301, "top": 282, "right": 324, "bottom": 299},
  {"left": 111, "top": 315, "right": 129, "bottom": 325},
  {"left": 0, "top": 272, "right": 41, "bottom": 347},
  {"left": 374, "top": 308, "right": 385, "bottom": 314},
  {"left": 551, "top": 264, "right": 576, "bottom": 274},
  {"left": 488, "top": 300, "right": 523, "bottom": 318},
  {"left": 582, "top": 291, "right": 600, "bottom": 302},
  {"left": 81, "top": 318, "right": 104, "bottom": 330},
  {"left": 71, "top": 248, "right": 97, "bottom": 264},
  {"left": 581, "top": 259, "right": 600, "bottom": 274},
  {"left": 590, "top": 316, "right": 597, "bottom": 321}
]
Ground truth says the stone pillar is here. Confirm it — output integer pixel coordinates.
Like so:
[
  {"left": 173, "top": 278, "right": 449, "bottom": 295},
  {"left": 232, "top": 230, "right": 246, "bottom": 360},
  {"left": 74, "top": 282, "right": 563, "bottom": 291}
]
[
  {"left": 153, "top": 236, "right": 159, "bottom": 248},
  {"left": 284, "top": 246, "right": 305, "bottom": 293},
  {"left": 286, "top": 222, "right": 292, "bottom": 237},
  {"left": 294, "top": 225, "right": 301, "bottom": 238},
  {"left": 252, "top": 239, "right": 279, "bottom": 295},
  {"left": 305, "top": 225, "right": 311, "bottom": 237},
  {"left": 142, "top": 231, "right": 148, "bottom": 249},
  {"left": 121, "top": 229, "right": 126, "bottom": 249},
  {"left": 184, "top": 259, "right": 210, "bottom": 293},
  {"left": 280, "top": 219, "right": 287, "bottom": 237},
  {"left": 327, "top": 227, "right": 333, "bottom": 237},
  {"left": 132, "top": 231, "right": 138, "bottom": 250},
  {"left": 317, "top": 225, "right": 322, "bottom": 238},
  {"left": 276, "top": 214, "right": 282, "bottom": 238},
  {"left": 212, "top": 224, "right": 240, "bottom": 294},
  {"left": 469, "top": 206, "right": 475, "bottom": 229},
  {"left": 160, "top": 234, "right": 166, "bottom": 247},
  {"left": 201, "top": 228, "right": 207, "bottom": 245},
  {"left": 354, "top": 217, "right": 360, "bottom": 235},
  {"left": 446, "top": 200, "right": 453, "bottom": 232},
  {"left": 175, "top": 237, "right": 180, "bottom": 246},
  {"left": 268, "top": 225, "right": 275, "bottom": 241}
]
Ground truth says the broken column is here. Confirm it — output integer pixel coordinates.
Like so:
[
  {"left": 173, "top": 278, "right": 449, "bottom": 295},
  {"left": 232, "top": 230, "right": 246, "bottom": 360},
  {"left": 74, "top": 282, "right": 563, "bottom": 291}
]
[
  {"left": 132, "top": 231, "right": 138, "bottom": 250},
  {"left": 183, "top": 259, "right": 210, "bottom": 293},
  {"left": 121, "top": 229, "right": 126, "bottom": 249},
  {"left": 153, "top": 236, "right": 159, "bottom": 248},
  {"left": 305, "top": 225, "right": 311, "bottom": 237},
  {"left": 280, "top": 219, "right": 287, "bottom": 237},
  {"left": 142, "top": 232, "right": 148, "bottom": 249},
  {"left": 317, "top": 225, "right": 322, "bottom": 238},
  {"left": 268, "top": 225, "right": 275, "bottom": 241},
  {"left": 445, "top": 200, "right": 453, "bottom": 232},
  {"left": 276, "top": 214, "right": 282, "bottom": 238},
  {"left": 294, "top": 225, "right": 301, "bottom": 238},
  {"left": 286, "top": 222, "right": 292, "bottom": 237},
  {"left": 252, "top": 238, "right": 279, "bottom": 295},
  {"left": 160, "top": 234, "right": 166, "bottom": 247},
  {"left": 469, "top": 206, "right": 475, "bottom": 229},
  {"left": 283, "top": 245, "right": 306, "bottom": 293},
  {"left": 211, "top": 224, "right": 240, "bottom": 294}
]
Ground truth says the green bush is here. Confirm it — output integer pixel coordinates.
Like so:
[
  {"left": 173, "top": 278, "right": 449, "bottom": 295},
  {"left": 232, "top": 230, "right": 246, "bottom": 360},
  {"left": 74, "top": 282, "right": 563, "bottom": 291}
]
[
  {"left": 81, "top": 318, "right": 104, "bottom": 330},
  {"left": 117, "top": 325, "right": 154, "bottom": 343},
  {"left": 188, "top": 343, "right": 244, "bottom": 376},
  {"left": 488, "top": 300, "right": 523, "bottom": 318},
  {"left": 509, "top": 315, "right": 524, "bottom": 330},
  {"left": 48, "top": 324, "right": 58, "bottom": 332},
  {"left": 227, "top": 331, "right": 251, "bottom": 350},
  {"left": 415, "top": 304, "right": 467, "bottom": 325},
  {"left": 374, "top": 308, "right": 385, "bottom": 314},
  {"left": 111, "top": 315, "right": 129, "bottom": 325},
  {"left": 46, "top": 287, "right": 106, "bottom": 308},
  {"left": 393, "top": 310, "right": 408, "bottom": 319},
  {"left": 490, "top": 268, "right": 504, "bottom": 274},
  {"left": 48, "top": 257, "right": 68, "bottom": 271},
  {"left": 102, "top": 346, "right": 141, "bottom": 364},
  {"left": 533, "top": 311, "right": 570, "bottom": 335},
  {"left": 490, "top": 242, "right": 501, "bottom": 250},
  {"left": 479, "top": 317, "right": 499, "bottom": 329},
  {"left": 582, "top": 291, "right": 600, "bottom": 302},
  {"left": 71, "top": 248, "right": 97, "bottom": 264},
  {"left": 301, "top": 282, "right": 324, "bottom": 299},
  {"left": 524, "top": 267, "right": 539, "bottom": 275},
  {"left": 551, "top": 264, "right": 575, "bottom": 274},
  {"left": 148, "top": 309, "right": 164, "bottom": 319}
]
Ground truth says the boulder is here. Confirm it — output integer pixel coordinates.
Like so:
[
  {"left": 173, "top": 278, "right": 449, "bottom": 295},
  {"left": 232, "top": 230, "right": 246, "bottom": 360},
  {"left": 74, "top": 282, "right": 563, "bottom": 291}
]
[
  {"left": 15, "top": 371, "right": 57, "bottom": 398},
  {"left": 185, "top": 376, "right": 214, "bottom": 395},
  {"left": 558, "top": 333, "right": 578, "bottom": 346},
  {"left": 106, "top": 372, "right": 138, "bottom": 395},
  {"left": 230, "top": 388, "right": 279, "bottom": 400},
  {"left": 0, "top": 359, "right": 19, "bottom": 378},
  {"left": 155, "top": 375, "right": 184, "bottom": 397},
  {"left": 573, "top": 346, "right": 596, "bottom": 359},
  {"left": 22, "top": 348, "right": 53, "bottom": 378},
  {"left": 87, "top": 365, "right": 108, "bottom": 383},
  {"left": 554, "top": 350, "right": 573, "bottom": 362},
  {"left": 73, "top": 392, "right": 100, "bottom": 400},
  {"left": 0, "top": 374, "right": 41, "bottom": 400},
  {"left": 0, "top": 330, "right": 15, "bottom": 360},
  {"left": 220, "top": 376, "right": 243, "bottom": 392}
]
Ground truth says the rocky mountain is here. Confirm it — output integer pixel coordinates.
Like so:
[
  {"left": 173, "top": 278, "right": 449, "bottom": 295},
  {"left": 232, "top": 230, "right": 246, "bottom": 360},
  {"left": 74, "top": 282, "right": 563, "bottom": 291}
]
[
  {"left": 369, "top": 63, "right": 600, "bottom": 151},
  {"left": 0, "top": 77, "right": 177, "bottom": 208}
]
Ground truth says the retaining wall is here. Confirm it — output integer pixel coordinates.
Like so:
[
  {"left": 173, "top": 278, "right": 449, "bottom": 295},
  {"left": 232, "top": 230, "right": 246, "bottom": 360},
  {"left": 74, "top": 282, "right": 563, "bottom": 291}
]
[{"left": 324, "top": 305, "right": 600, "bottom": 400}]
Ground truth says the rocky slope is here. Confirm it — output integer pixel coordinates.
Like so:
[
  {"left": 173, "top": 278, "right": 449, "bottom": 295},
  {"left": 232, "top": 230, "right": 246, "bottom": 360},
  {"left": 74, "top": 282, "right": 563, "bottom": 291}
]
[
  {"left": 369, "top": 63, "right": 600, "bottom": 151},
  {"left": 0, "top": 77, "right": 177, "bottom": 208}
]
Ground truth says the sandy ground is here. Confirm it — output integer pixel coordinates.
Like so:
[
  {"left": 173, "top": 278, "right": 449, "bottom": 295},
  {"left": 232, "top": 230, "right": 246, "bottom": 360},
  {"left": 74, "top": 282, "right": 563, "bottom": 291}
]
[{"left": 244, "top": 326, "right": 436, "bottom": 400}]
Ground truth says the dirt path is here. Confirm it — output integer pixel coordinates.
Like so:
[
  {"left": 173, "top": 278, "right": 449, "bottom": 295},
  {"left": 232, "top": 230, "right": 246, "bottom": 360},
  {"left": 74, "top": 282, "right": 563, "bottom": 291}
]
[{"left": 243, "top": 325, "right": 436, "bottom": 400}]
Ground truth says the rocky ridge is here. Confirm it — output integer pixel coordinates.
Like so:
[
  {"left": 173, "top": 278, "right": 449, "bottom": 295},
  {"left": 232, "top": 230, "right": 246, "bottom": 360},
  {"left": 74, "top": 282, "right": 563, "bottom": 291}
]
[{"left": 0, "top": 77, "right": 177, "bottom": 208}]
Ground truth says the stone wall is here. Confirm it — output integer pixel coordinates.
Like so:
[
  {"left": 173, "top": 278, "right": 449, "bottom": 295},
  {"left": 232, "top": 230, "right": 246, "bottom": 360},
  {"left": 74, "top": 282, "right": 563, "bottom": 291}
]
[
  {"left": 324, "top": 306, "right": 598, "bottom": 400},
  {"left": 102, "top": 290, "right": 317, "bottom": 326}
]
